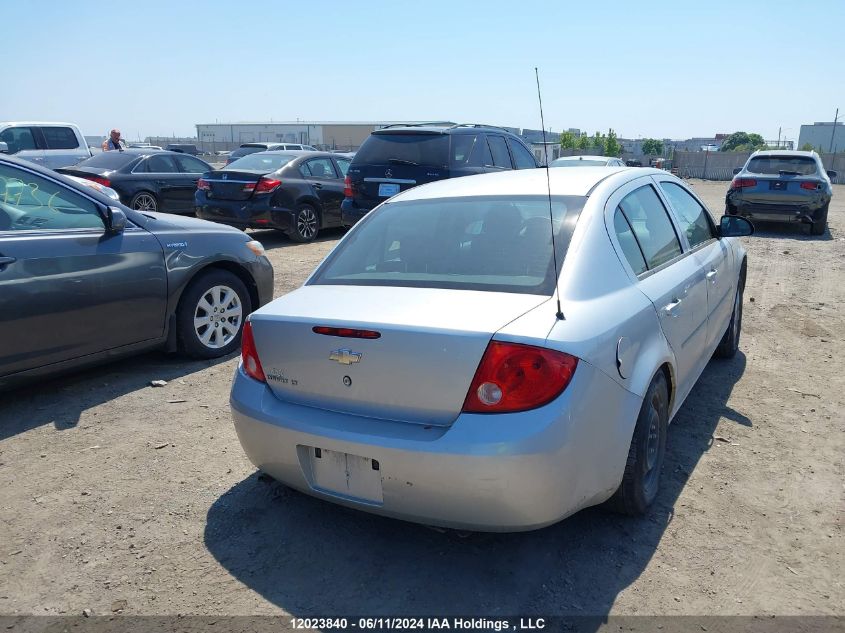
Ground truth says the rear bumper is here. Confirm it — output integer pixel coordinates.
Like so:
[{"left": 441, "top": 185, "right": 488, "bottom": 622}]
[
  {"left": 340, "top": 198, "right": 374, "bottom": 226},
  {"left": 195, "top": 195, "right": 296, "bottom": 233},
  {"left": 229, "top": 360, "right": 642, "bottom": 531},
  {"left": 726, "top": 191, "right": 830, "bottom": 223}
]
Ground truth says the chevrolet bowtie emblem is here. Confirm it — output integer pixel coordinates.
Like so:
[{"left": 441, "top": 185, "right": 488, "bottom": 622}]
[{"left": 329, "top": 349, "right": 362, "bottom": 365}]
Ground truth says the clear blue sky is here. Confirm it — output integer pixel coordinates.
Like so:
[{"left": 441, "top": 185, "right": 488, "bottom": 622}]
[{"left": 2, "top": 0, "right": 842, "bottom": 143}]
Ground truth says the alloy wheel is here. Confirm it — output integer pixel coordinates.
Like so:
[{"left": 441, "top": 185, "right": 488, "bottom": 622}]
[
  {"left": 133, "top": 193, "right": 157, "bottom": 211},
  {"left": 193, "top": 285, "right": 243, "bottom": 349},
  {"left": 297, "top": 207, "right": 317, "bottom": 240}
]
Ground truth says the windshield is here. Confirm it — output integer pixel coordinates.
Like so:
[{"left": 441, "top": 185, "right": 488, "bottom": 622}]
[
  {"left": 225, "top": 153, "right": 295, "bottom": 172},
  {"left": 78, "top": 152, "right": 138, "bottom": 169},
  {"left": 309, "top": 195, "right": 585, "bottom": 295},
  {"left": 353, "top": 133, "right": 449, "bottom": 167},
  {"left": 746, "top": 156, "right": 818, "bottom": 175},
  {"left": 551, "top": 158, "right": 608, "bottom": 167}
]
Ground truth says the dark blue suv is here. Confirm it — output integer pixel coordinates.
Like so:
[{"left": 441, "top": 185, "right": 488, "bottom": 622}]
[{"left": 341, "top": 123, "right": 538, "bottom": 226}]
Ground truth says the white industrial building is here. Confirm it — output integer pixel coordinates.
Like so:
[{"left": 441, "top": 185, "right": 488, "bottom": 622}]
[{"left": 798, "top": 121, "right": 844, "bottom": 153}]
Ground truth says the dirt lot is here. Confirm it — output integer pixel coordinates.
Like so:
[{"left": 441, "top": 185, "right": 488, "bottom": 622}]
[{"left": 0, "top": 180, "right": 842, "bottom": 618}]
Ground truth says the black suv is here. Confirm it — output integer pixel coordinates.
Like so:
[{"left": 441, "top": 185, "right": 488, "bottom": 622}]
[{"left": 341, "top": 123, "right": 538, "bottom": 225}]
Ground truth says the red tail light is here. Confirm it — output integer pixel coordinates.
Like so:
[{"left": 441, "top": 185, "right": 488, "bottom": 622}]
[
  {"left": 800, "top": 181, "right": 820, "bottom": 190},
  {"left": 312, "top": 326, "right": 381, "bottom": 339},
  {"left": 344, "top": 175, "right": 353, "bottom": 198},
  {"left": 240, "top": 321, "right": 266, "bottom": 383},
  {"left": 462, "top": 342, "right": 578, "bottom": 414},
  {"left": 244, "top": 177, "right": 281, "bottom": 194},
  {"left": 86, "top": 175, "right": 111, "bottom": 187},
  {"left": 731, "top": 178, "right": 757, "bottom": 190},
  {"left": 196, "top": 178, "right": 210, "bottom": 191}
]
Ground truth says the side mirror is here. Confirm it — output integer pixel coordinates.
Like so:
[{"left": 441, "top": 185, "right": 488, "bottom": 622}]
[
  {"left": 106, "top": 206, "right": 127, "bottom": 234},
  {"left": 732, "top": 167, "right": 742, "bottom": 175},
  {"left": 719, "top": 215, "right": 754, "bottom": 238},
  {"left": 828, "top": 170, "right": 838, "bottom": 179},
  {"left": 0, "top": 141, "right": 9, "bottom": 153}
]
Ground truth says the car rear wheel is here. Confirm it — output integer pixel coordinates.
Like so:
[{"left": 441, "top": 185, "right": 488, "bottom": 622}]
[
  {"left": 810, "top": 203, "right": 829, "bottom": 236},
  {"left": 176, "top": 269, "right": 250, "bottom": 359},
  {"left": 130, "top": 192, "right": 158, "bottom": 212},
  {"left": 606, "top": 372, "right": 669, "bottom": 515},
  {"left": 715, "top": 276, "right": 744, "bottom": 359},
  {"left": 290, "top": 204, "right": 319, "bottom": 243}
]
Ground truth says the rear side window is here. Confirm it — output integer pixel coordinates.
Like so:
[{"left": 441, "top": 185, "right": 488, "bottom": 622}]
[
  {"left": 0, "top": 127, "right": 38, "bottom": 152},
  {"left": 40, "top": 126, "right": 79, "bottom": 150},
  {"left": 335, "top": 158, "right": 351, "bottom": 176},
  {"left": 508, "top": 138, "right": 537, "bottom": 169},
  {"left": 486, "top": 135, "right": 513, "bottom": 168},
  {"left": 618, "top": 185, "right": 682, "bottom": 270},
  {"left": 354, "top": 134, "right": 449, "bottom": 168},
  {"left": 144, "top": 155, "right": 179, "bottom": 173},
  {"left": 746, "top": 156, "right": 818, "bottom": 175},
  {"left": 613, "top": 209, "right": 648, "bottom": 275},
  {"left": 659, "top": 182, "right": 715, "bottom": 248},
  {"left": 301, "top": 158, "right": 338, "bottom": 178},
  {"left": 173, "top": 155, "right": 210, "bottom": 173}
]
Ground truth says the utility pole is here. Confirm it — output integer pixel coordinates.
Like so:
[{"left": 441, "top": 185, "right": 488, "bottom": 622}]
[
  {"left": 777, "top": 126, "right": 782, "bottom": 149},
  {"left": 830, "top": 108, "right": 839, "bottom": 153}
]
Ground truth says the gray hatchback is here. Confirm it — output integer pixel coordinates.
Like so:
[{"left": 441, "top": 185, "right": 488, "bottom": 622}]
[{"left": 0, "top": 154, "right": 274, "bottom": 389}]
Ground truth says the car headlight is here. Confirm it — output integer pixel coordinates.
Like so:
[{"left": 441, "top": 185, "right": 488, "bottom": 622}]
[{"left": 246, "top": 240, "right": 266, "bottom": 257}]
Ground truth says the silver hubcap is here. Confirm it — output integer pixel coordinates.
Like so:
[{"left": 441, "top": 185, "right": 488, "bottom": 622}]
[
  {"left": 133, "top": 194, "right": 157, "bottom": 211},
  {"left": 193, "top": 285, "right": 243, "bottom": 349},
  {"left": 297, "top": 208, "right": 317, "bottom": 239}
]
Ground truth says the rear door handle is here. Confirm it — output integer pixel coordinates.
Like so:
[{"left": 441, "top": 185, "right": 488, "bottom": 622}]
[
  {"left": 156, "top": 180, "right": 167, "bottom": 185},
  {"left": 0, "top": 256, "right": 17, "bottom": 267},
  {"left": 706, "top": 269, "right": 718, "bottom": 280},
  {"left": 663, "top": 298, "right": 682, "bottom": 316}
]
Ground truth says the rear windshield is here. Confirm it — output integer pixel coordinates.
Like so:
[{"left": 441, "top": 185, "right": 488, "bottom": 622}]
[
  {"left": 229, "top": 146, "right": 265, "bottom": 160},
  {"left": 552, "top": 158, "right": 607, "bottom": 167},
  {"left": 78, "top": 152, "right": 138, "bottom": 169},
  {"left": 353, "top": 133, "right": 449, "bottom": 168},
  {"left": 225, "top": 153, "right": 295, "bottom": 172},
  {"left": 309, "top": 195, "right": 585, "bottom": 295},
  {"left": 746, "top": 156, "right": 818, "bottom": 175}
]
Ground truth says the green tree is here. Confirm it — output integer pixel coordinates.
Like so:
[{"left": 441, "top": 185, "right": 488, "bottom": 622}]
[
  {"left": 799, "top": 142, "right": 814, "bottom": 151},
  {"left": 720, "top": 131, "right": 767, "bottom": 152},
  {"left": 605, "top": 128, "right": 621, "bottom": 156},
  {"left": 559, "top": 131, "right": 577, "bottom": 150},
  {"left": 592, "top": 131, "right": 606, "bottom": 155},
  {"left": 641, "top": 138, "right": 664, "bottom": 155},
  {"left": 576, "top": 133, "right": 591, "bottom": 151}
]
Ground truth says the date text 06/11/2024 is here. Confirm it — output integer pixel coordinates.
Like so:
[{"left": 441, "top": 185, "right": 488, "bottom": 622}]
[{"left": 288, "top": 618, "right": 547, "bottom": 631}]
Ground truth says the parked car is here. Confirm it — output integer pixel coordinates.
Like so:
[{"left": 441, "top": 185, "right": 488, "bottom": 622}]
[
  {"left": 225, "top": 143, "right": 319, "bottom": 166},
  {"left": 551, "top": 155, "right": 626, "bottom": 167},
  {"left": 0, "top": 121, "right": 91, "bottom": 169},
  {"left": 229, "top": 166, "right": 753, "bottom": 531},
  {"left": 726, "top": 150, "right": 835, "bottom": 235},
  {"left": 625, "top": 159, "right": 643, "bottom": 167},
  {"left": 340, "top": 123, "right": 538, "bottom": 226},
  {"left": 196, "top": 151, "right": 351, "bottom": 242},
  {"left": 55, "top": 149, "right": 212, "bottom": 214},
  {"left": 0, "top": 154, "right": 273, "bottom": 390},
  {"left": 165, "top": 143, "right": 201, "bottom": 155}
]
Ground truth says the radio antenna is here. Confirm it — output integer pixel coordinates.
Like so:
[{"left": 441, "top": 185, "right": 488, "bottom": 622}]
[{"left": 535, "top": 67, "right": 564, "bottom": 320}]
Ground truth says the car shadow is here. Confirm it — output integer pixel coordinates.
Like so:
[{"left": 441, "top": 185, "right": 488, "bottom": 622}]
[
  {"left": 748, "top": 220, "right": 832, "bottom": 241},
  {"left": 204, "top": 353, "right": 748, "bottom": 621},
  {"left": 246, "top": 227, "right": 346, "bottom": 251},
  {"left": 0, "top": 351, "right": 233, "bottom": 441}
]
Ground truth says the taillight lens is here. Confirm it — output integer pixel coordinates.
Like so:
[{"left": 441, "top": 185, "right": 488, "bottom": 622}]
[
  {"left": 197, "top": 178, "right": 210, "bottom": 191},
  {"left": 244, "top": 177, "right": 281, "bottom": 194},
  {"left": 344, "top": 175, "right": 353, "bottom": 198},
  {"left": 462, "top": 341, "right": 578, "bottom": 414},
  {"left": 240, "top": 321, "right": 266, "bottom": 383},
  {"left": 800, "top": 181, "right": 819, "bottom": 190},
  {"left": 87, "top": 175, "right": 111, "bottom": 187},
  {"left": 731, "top": 178, "right": 757, "bottom": 190}
]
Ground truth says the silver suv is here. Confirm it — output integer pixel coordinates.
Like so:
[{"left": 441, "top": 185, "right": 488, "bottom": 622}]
[{"left": 0, "top": 121, "right": 91, "bottom": 169}]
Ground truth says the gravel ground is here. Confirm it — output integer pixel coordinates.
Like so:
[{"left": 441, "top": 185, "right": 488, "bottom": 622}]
[{"left": 0, "top": 180, "right": 842, "bottom": 618}]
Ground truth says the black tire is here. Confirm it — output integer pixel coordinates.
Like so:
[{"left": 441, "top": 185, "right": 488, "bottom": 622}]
[
  {"left": 606, "top": 372, "right": 669, "bottom": 515},
  {"left": 810, "top": 204, "right": 828, "bottom": 236},
  {"left": 130, "top": 191, "right": 159, "bottom": 212},
  {"left": 176, "top": 269, "right": 251, "bottom": 359},
  {"left": 715, "top": 274, "right": 745, "bottom": 359},
  {"left": 289, "top": 204, "right": 319, "bottom": 243}
]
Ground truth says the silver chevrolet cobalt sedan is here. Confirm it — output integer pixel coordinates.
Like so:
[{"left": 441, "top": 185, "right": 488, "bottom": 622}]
[{"left": 230, "top": 167, "right": 753, "bottom": 531}]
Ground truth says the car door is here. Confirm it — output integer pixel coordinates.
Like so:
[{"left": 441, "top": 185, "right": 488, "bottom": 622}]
[
  {"left": 0, "top": 126, "right": 45, "bottom": 166},
  {"left": 300, "top": 157, "right": 343, "bottom": 226},
  {"left": 38, "top": 125, "right": 89, "bottom": 169},
  {"left": 0, "top": 161, "right": 167, "bottom": 377},
  {"left": 172, "top": 154, "right": 211, "bottom": 211},
  {"left": 607, "top": 180, "right": 709, "bottom": 403},
  {"left": 139, "top": 154, "right": 183, "bottom": 212},
  {"left": 484, "top": 134, "right": 514, "bottom": 172},
  {"left": 656, "top": 178, "right": 733, "bottom": 351}
]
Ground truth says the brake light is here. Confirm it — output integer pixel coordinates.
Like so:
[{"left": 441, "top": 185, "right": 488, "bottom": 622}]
[
  {"left": 196, "top": 178, "right": 210, "bottom": 191},
  {"left": 462, "top": 341, "right": 578, "bottom": 414},
  {"left": 800, "top": 181, "right": 820, "bottom": 190},
  {"left": 312, "top": 326, "right": 381, "bottom": 339},
  {"left": 344, "top": 175, "right": 354, "bottom": 198},
  {"left": 86, "top": 175, "right": 111, "bottom": 187},
  {"left": 240, "top": 321, "right": 266, "bottom": 383},
  {"left": 731, "top": 178, "right": 757, "bottom": 190},
  {"left": 244, "top": 177, "right": 281, "bottom": 194}
]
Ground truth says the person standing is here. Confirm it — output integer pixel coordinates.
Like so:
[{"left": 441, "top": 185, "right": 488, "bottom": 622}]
[{"left": 102, "top": 129, "right": 125, "bottom": 152}]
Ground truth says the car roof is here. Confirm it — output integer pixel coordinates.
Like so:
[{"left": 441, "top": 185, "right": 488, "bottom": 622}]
[
  {"left": 751, "top": 149, "right": 817, "bottom": 158},
  {"left": 389, "top": 166, "right": 643, "bottom": 202},
  {"left": 0, "top": 121, "right": 81, "bottom": 127}
]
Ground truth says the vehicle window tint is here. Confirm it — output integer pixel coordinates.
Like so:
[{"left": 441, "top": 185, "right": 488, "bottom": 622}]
[
  {"left": 301, "top": 158, "right": 337, "bottom": 179},
  {"left": 659, "top": 182, "right": 716, "bottom": 248},
  {"left": 335, "top": 158, "right": 351, "bottom": 177},
  {"left": 227, "top": 153, "right": 295, "bottom": 171},
  {"left": 487, "top": 135, "right": 513, "bottom": 168},
  {"left": 173, "top": 154, "right": 210, "bottom": 173},
  {"left": 81, "top": 152, "right": 138, "bottom": 169},
  {"left": 0, "top": 164, "right": 104, "bottom": 232},
  {"left": 229, "top": 147, "right": 263, "bottom": 160},
  {"left": 508, "top": 139, "right": 537, "bottom": 169},
  {"left": 0, "top": 127, "right": 38, "bottom": 153},
  {"left": 451, "top": 134, "right": 480, "bottom": 167},
  {"left": 613, "top": 208, "right": 648, "bottom": 275},
  {"left": 144, "top": 155, "right": 178, "bottom": 173},
  {"left": 618, "top": 185, "right": 682, "bottom": 269},
  {"left": 40, "top": 126, "right": 79, "bottom": 150},
  {"left": 746, "top": 156, "right": 817, "bottom": 175},
  {"left": 354, "top": 134, "right": 449, "bottom": 168}
]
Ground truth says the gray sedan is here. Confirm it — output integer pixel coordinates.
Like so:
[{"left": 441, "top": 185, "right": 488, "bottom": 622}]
[
  {"left": 229, "top": 166, "right": 752, "bottom": 531},
  {"left": 0, "top": 155, "right": 274, "bottom": 389}
]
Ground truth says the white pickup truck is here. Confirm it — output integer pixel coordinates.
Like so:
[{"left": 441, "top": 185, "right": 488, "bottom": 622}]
[{"left": 0, "top": 121, "right": 92, "bottom": 170}]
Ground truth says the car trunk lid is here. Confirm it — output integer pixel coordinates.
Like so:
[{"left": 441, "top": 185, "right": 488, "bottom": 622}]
[{"left": 203, "top": 169, "right": 265, "bottom": 201}]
